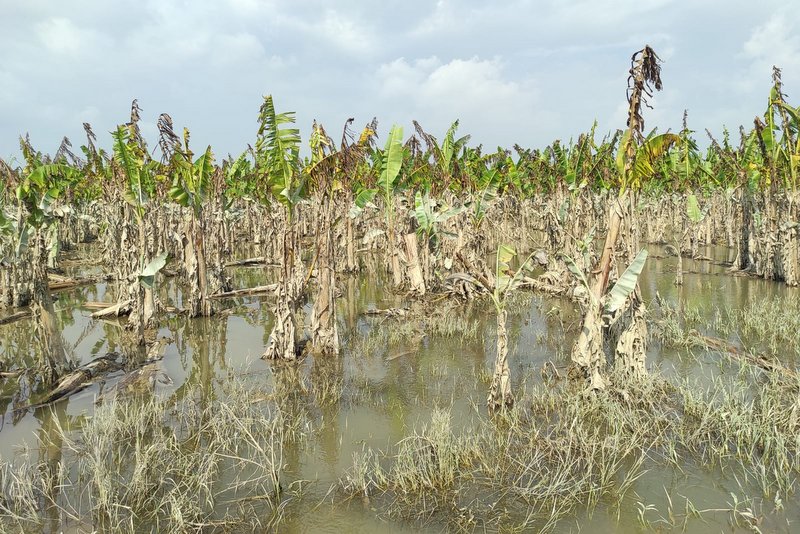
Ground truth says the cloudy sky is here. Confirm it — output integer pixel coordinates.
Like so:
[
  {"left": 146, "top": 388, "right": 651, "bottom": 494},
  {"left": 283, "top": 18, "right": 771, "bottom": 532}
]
[{"left": 1, "top": 0, "right": 797, "bottom": 160}]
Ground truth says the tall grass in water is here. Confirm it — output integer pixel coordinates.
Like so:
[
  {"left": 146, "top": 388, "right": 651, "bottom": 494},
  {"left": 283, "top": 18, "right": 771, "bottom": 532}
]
[
  {"left": 341, "top": 364, "right": 800, "bottom": 532},
  {"left": 0, "top": 378, "right": 306, "bottom": 533}
]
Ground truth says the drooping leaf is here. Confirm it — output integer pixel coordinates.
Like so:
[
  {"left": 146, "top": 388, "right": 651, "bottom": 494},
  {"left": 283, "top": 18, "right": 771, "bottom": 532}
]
[
  {"left": 139, "top": 252, "right": 169, "bottom": 289},
  {"left": 605, "top": 249, "right": 648, "bottom": 314},
  {"left": 354, "top": 187, "right": 378, "bottom": 209},
  {"left": 563, "top": 255, "right": 591, "bottom": 294},
  {"left": 497, "top": 244, "right": 516, "bottom": 271}
]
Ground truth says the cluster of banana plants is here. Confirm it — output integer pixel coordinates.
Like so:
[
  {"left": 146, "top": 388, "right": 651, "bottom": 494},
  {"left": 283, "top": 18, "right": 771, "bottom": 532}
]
[{"left": 2, "top": 50, "right": 799, "bottom": 406}]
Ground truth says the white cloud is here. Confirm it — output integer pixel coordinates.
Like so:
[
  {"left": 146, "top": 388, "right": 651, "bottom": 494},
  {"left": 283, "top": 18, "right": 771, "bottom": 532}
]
[
  {"left": 378, "top": 56, "right": 536, "bottom": 110},
  {"left": 375, "top": 56, "right": 549, "bottom": 146},
  {"left": 741, "top": 13, "right": 800, "bottom": 91},
  {"left": 0, "top": 0, "right": 795, "bottom": 157},
  {"left": 209, "top": 32, "right": 266, "bottom": 65},
  {"left": 316, "top": 10, "right": 375, "bottom": 56},
  {"left": 35, "top": 17, "right": 102, "bottom": 55}
]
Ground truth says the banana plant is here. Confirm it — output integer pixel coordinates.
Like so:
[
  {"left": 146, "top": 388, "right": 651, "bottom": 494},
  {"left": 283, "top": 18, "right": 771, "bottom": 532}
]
[
  {"left": 483, "top": 244, "right": 535, "bottom": 412},
  {"left": 14, "top": 157, "right": 82, "bottom": 382},
  {"left": 467, "top": 168, "right": 500, "bottom": 229},
  {"left": 375, "top": 124, "right": 405, "bottom": 287},
  {"left": 434, "top": 120, "right": 471, "bottom": 189},
  {"left": 616, "top": 129, "right": 680, "bottom": 192},
  {"left": 413, "top": 191, "right": 463, "bottom": 250},
  {"left": 255, "top": 95, "right": 303, "bottom": 216},
  {"left": 377, "top": 124, "right": 404, "bottom": 218},
  {"left": 776, "top": 100, "right": 800, "bottom": 191},
  {"left": 567, "top": 248, "right": 649, "bottom": 389},
  {"left": 111, "top": 124, "right": 165, "bottom": 342},
  {"left": 256, "top": 96, "right": 306, "bottom": 360},
  {"left": 168, "top": 134, "right": 217, "bottom": 317}
]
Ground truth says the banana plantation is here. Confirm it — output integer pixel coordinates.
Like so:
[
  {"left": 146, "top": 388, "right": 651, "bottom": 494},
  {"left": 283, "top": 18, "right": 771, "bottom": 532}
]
[{"left": 2, "top": 46, "right": 800, "bottom": 532}]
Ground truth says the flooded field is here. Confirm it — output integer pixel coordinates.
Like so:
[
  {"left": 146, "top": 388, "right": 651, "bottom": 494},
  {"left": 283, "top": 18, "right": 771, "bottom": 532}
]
[
  {"left": 2, "top": 243, "right": 799, "bottom": 533},
  {"left": 2, "top": 48, "right": 800, "bottom": 532}
]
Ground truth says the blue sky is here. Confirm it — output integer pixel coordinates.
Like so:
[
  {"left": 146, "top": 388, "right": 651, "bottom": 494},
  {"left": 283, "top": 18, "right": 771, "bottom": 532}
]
[{"left": 1, "top": 0, "right": 797, "bottom": 160}]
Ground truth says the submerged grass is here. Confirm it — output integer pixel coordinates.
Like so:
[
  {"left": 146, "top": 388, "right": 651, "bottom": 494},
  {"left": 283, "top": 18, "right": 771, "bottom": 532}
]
[
  {"left": 340, "top": 363, "right": 800, "bottom": 532},
  {"left": 0, "top": 377, "right": 307, "bottom": 533},
  {"left": 657, "top": 293, "right": 800, "bottom": 361}
]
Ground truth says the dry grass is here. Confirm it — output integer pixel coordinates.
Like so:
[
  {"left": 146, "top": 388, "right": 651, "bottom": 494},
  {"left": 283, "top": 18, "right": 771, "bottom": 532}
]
[{"left": 0, "top": 377, "right": 307, "bottom": 533}]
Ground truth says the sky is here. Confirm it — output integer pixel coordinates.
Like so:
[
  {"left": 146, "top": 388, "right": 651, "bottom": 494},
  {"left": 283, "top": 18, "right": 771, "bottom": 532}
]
[{"left": 1, "top": 0, "right": 798, "bottom": 161}]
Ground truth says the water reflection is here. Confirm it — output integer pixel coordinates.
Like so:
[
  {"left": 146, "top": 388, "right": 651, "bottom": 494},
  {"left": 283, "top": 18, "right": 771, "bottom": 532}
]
[{"left": 0, "top": 244, "right": 798, "bottom": 532}]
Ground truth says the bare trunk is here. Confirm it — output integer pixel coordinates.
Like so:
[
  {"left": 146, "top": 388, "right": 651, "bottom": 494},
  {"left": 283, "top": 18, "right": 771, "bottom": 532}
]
[
  {"left": 346, "top": 214, "right": 356, "bottom": 272},
  {"left": 404, "top": 232, "right": 426, "bottom": 296},
  {"left": 264, "top": 217, "right": 302, "bottom": 360},
  {"left": 310, "top": 193, "right": 339, "bottom": 355},
  {"left": 570, "top": 196, "right": 624, "bottom": 388},
  {"left": 614, "top": 297, "right": 648, "bottom": 378},
  {"left": 487, "top": 308, "right": 514, "bottom": 412},
  {"left": 570, "top": 297, "right": 607, "bottom": 391}
]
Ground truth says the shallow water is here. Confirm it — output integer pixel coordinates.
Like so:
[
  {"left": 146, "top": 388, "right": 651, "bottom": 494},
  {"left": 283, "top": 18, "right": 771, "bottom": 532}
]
[{"left": 1, "top": 243, "right": 799, "bottom": 532}]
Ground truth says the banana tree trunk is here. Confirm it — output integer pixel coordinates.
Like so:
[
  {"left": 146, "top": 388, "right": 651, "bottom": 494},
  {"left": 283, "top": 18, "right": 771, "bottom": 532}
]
[
  {"left": 570, "top": 195, "right": 624, "bottom": 390},
  {"left": 487, "top": 308, "right": 513, "bottom": 412},
  {"left": 184, "top": 212, "right": 213, "bottom": 317},
  {"left": 614, "top": 296, "right": 648, "bottom": 378},
  {"left": 404, "top": 232, "right": 426, "bottom": 296},
  {"left": 127, "top": 213, "right": 156, "bottom": 346},
  {"left": 346, "top": 215, "right": 356, "bottom": 272},
  {"left": 310, "top": 192, "right": 339, "bottom": 355},
  {"left": 264, "top": 216, "right": 302, "bottom": 360}
]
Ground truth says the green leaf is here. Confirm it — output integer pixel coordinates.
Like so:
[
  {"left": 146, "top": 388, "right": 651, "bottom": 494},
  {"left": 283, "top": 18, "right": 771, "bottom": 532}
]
[
  {"left": 497, "top": 244, "right": 516, "bottom": 270},
  {"left": 354, "top": 187, "right": 378, "bottom": 208},
  {"left": 168, "top": 184, "right": 190, "bottom": 207},
  {"left": 257, "top": 95, "right": 302, "bottom": 210},
  {"left": 605, "top": 249, "right": 648, "bottom": 314},
  {"left": 563, "top": 255, "right": 591, "bottom": 293},
  {"left": 192, "top": 145, "right": 215, "bottom": 203},
  {"left": 378, "top": 125, "right": 404, "bottom": 197},
  {"left": 686, "top": 194, "right": 703, "bottom": 223},
  {"left": 139, "top": 252, "right": 169, "bottom": 289},
  {"left": 414, "top": 191, "right": 432, "bottom": 233}
]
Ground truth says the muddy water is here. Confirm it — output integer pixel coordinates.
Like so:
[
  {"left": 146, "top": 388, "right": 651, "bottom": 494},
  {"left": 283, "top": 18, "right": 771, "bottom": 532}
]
[{"left": 1, "top": 244, "right": 798, "bottom": 532}]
